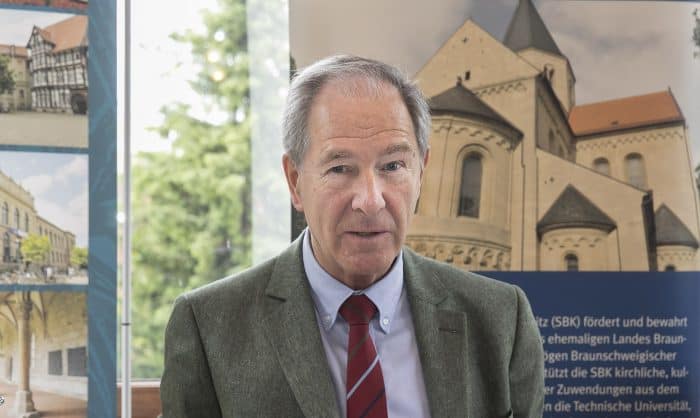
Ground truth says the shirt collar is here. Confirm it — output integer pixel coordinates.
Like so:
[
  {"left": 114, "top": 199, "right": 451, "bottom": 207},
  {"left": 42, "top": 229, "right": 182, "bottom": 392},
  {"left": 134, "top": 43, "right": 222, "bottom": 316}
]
[{"left": 302, "top": 228, "right": 403, "bottom": 334}]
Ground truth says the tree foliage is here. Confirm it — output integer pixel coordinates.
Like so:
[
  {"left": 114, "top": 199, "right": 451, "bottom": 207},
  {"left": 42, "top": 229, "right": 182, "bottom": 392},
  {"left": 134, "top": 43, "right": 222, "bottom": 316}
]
[
  {"left": 0, "top": 56, "right": 15, "bottom": 96},
  {"left": 130, "top": 0, "right": 251, "bottom": 377},
  {"left": 70, "top": 247, "right": 88, "bottom": 269},
  {"left": 20, "top": 235, "right": 50, "bottom": 264}
]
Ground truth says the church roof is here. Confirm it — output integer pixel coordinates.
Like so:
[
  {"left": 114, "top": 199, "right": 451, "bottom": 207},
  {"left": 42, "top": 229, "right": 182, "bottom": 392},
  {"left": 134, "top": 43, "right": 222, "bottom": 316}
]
[
  {"left": 33, "top": 15, "right": 88, "bottom": 52},
  {"left": 570, "top": 90, "right": 684, "bottom": 137},
  {"left": 538, "top": 185, "right": 616, "bottom": 235},
  {"left": 429, "top": 83, "right": 520, "bottom": 135},
  {"left": 655, "top": 204, "right": 699, "bottom": 248},
  {"left": 503, "top": 0, "right": 562, "bottom": 56}
]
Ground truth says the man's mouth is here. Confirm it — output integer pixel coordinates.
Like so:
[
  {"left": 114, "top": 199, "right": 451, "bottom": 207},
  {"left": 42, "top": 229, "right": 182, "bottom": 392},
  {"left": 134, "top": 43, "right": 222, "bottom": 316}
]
[{"left": 349, "top": 231, "right": 385, "bottom": 237}]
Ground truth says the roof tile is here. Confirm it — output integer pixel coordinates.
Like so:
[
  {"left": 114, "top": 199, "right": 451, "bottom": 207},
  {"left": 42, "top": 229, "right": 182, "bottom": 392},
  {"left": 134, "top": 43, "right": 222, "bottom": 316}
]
[
  {"left": 0, "top": 44, "right": 29, "bottom": 57},
  {"left": 503, "top": 0, "right": 562, "bottom": 56},
  {"left": 38, "top": 15, "right": 88, "bottom": 52},
  {"left": 538, "top": 185, "right": 617, "bottom": 235},
  {"left": 570, "top": 90, "right": 684, "bottom": 137},
  {"left": 655, "top": 204, "right": 699, "bottom": 248}
]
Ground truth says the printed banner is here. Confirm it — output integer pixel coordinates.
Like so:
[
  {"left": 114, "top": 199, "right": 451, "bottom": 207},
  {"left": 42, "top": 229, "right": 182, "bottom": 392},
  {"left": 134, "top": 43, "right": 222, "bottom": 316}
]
[{"left": 0, "top": 0, "right": 115, "bottom": 417}]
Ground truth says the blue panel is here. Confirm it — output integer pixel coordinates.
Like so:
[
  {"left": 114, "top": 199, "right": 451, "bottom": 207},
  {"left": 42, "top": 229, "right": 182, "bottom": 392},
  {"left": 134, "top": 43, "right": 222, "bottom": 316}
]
[
  {"left": 489, "top": 272, "right": 700, "bottom": 417},
  {"left": 86, "top": 1, "right": 117, "bottom": 417}
]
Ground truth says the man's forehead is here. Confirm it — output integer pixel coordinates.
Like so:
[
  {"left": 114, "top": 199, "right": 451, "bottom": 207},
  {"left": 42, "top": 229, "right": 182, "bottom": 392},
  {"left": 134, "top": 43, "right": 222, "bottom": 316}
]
[
  {"left": 319, "top": 76, "right": 395, "bottom": 99},
  {"left": 303, "top": 76, "right": 418, "bottom": 164}
]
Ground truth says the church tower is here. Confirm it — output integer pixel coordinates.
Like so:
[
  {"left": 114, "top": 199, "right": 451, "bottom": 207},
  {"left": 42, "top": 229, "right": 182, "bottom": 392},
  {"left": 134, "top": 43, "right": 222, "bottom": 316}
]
[{"left": 504, "top": 0, "right": 576, "bottom": 112}]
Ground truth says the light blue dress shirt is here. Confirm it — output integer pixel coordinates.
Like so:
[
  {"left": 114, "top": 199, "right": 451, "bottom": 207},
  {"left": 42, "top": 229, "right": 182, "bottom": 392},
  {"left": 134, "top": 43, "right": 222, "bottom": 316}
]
[{"left": 302, "top": 230, "right": 431, "bottom": 418}]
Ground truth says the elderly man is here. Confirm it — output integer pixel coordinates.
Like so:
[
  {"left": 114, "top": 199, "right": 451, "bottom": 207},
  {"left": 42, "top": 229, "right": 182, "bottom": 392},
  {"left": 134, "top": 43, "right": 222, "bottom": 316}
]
[{"left": 161, "top": 55, "right": 544, "bottom": 418}]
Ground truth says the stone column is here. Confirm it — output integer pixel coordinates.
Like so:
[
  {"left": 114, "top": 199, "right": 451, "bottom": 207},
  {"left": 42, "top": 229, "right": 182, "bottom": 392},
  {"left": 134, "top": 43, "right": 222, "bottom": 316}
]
[{"left": 14, "top": 291, "right": 39, "bottom": 418}]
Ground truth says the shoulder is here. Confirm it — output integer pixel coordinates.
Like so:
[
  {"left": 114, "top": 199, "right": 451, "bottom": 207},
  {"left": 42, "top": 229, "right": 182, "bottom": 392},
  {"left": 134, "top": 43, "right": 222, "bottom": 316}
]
[
  {"left": 171, "top": 254, "right": 283, "bottom": 329},
  {"left": 403, "top": 247, "right": 527, "bottom": 317},
  {"left": 181, "top": 256, "right": 276, "bottom": 306},
  {"left": 171, "top": 237, "right": 306, "bottom": 323}
]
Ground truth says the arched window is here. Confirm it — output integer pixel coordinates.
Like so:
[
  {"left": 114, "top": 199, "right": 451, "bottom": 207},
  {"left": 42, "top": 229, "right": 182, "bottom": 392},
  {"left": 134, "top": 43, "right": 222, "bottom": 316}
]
[
  {"left": 593, "top": 157, "right": 610, "bottom": 176},
  {"left": 565, "top": 253, "right": 579, "bottom": 271},
  {"left": 3, "top": 232, "right": 9, "bottom": 262},
  {"left": 664, "top": 265, "right": 676, "bottom": 272},
  {"left": 24, "top": 213, "right": 29, "bottom": 232},
  {"left": 14, "top": 209, "right": 20, "bottom": 229},
  {"left": 458, "top": 153, "right": 482, "bottom": 218},
  {"left": 2, "top": 202, "right": 7, "bottom": 225},
  {"left": 625, "top": 153, "right": 647, "bottom": 188}
]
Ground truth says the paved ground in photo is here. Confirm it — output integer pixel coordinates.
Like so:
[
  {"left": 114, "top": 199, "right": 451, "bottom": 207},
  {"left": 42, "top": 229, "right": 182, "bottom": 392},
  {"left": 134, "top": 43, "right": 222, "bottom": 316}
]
[
  {"left": 0, "top": 112, "right": 88, "bottom": 149},
  {"left": 0, "top": 381, "right": 86, "bottom": 418},
  {"left": 1, "top": 273, "right": 89, "bottom": 285}
]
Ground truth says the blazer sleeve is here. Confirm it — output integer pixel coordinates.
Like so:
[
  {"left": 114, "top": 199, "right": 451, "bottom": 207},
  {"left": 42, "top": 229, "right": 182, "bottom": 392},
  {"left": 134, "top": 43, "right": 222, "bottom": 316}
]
[
  {"left": 160, "top": 295, "right": 223, "bottom": 418},
  {"left": 509, "top": 285, "right": 545, "bottom": 418}
]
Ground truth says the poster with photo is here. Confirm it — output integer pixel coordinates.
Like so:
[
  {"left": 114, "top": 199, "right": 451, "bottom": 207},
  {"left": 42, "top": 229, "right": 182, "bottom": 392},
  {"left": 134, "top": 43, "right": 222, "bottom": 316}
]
[
  {"left": 0, "top": 290, "right": 87, "bottom": 417},
  {"left": 0, "top": 150, "right": 88, "bottom": 285},
  {"left": 0, "top": 7, "right": 88, "bottom": 149},
  {"left": 292, "top": 0, "right": 700, "bottom": 274},
  {"left": 291, "top": 0, "right": 699, "bottom": 416},
  {"left": 0, "top": 0, "right": 114, "bottom": 416}
]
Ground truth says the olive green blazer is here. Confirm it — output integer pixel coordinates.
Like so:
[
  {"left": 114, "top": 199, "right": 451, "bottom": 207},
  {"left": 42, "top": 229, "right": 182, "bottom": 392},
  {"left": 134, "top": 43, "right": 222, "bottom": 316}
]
[{"left": 160, "top": 238, "right": 544, "bottom": 417}]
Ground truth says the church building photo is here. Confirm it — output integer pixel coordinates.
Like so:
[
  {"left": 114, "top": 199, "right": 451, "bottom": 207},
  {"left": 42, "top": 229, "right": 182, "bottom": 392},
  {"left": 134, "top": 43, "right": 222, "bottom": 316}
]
[{"left": 402, "top": 0, "right": 699, "bottom": 272}]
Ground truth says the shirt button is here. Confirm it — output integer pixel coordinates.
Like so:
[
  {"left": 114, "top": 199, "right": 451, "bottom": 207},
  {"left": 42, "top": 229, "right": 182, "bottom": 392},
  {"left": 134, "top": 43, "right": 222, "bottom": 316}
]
[{"left": 382, "top": 318, "right": 390, "bottom": 326}]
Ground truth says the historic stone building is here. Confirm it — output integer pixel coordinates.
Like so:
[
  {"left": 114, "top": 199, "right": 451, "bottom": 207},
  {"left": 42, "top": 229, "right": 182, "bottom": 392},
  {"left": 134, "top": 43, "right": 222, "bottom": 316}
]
[
  {"left": 0, "top": 291, "right": 87, "bottom": 417},
  {"left": 1, "top": 169, "right": 75, "bottom": 273},
  {"left": 0, "top": 44, "right": 31, "bottom": 112},
  {"left": 27, "top": 15, "right": 88, "bottom": 114},
  {"left": 406, "top": 0, "right": 700, "bottom": 271}
]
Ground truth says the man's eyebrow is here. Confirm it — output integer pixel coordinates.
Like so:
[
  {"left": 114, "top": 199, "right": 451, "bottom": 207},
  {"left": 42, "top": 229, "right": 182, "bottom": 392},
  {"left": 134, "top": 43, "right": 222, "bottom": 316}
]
[
  {"left": 383, "top": 142, "right": 413, "bottom": 156},
  {"left": 319, "top": 150, "right": 352, "bottom": 166},
  {"left": 318, "top": 143, "right": 413, "bottom": 165}
]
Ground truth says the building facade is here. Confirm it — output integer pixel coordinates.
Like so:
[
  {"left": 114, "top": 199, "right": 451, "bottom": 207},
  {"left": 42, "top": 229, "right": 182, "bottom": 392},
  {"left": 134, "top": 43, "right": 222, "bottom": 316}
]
[
  {"left": 0, "top": 44, "right": 31, "bottom": 112},
  {"left": 0, "top": 170, "right": 75, "bottom": 273},
  {"left": 27, "top": 15, "right": 88, "bottom": 114},
  {"left": 407, "top": 0, "right": 700, "bottom": 271}
]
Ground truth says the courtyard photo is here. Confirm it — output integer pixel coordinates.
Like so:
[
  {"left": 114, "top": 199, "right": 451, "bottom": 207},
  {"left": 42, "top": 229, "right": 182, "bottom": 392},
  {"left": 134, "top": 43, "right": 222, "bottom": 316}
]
[{"left": 0, "top": 290, "right": 87, "bottom": 418}]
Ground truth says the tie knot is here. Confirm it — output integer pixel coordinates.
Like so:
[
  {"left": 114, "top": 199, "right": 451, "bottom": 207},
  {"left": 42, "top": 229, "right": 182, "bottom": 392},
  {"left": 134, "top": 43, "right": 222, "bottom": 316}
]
[{"left": 339, "top": 294, "right": 377, "bottom": 326}]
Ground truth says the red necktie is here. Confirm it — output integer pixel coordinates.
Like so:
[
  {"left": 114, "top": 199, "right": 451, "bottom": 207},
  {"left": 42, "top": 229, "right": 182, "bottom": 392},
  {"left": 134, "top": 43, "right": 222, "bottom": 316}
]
[{"left": 339, "top": 295, "right": 388, "bottom": 418}]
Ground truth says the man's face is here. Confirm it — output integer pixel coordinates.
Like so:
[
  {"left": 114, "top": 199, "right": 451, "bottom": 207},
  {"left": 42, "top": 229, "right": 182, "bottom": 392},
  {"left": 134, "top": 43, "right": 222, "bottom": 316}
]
[{"left": 283, "top": 79, "right": 429, "bottom": 289}]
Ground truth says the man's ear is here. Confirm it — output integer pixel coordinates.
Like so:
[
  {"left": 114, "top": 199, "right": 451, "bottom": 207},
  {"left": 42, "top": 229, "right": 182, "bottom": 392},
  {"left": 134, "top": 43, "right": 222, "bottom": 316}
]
[{"left": 282, "top": 153, "right": 304, "bottom": 212}]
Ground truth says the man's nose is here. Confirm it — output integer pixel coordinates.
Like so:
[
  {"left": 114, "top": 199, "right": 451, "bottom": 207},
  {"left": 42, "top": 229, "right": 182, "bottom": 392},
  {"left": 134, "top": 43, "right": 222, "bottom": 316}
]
[{"left": 351, "top": 171, "right": 386, "bottom": 215}]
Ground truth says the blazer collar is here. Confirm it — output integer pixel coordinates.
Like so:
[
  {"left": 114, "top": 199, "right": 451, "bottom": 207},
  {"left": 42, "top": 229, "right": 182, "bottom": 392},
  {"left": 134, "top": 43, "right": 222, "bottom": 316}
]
[
  {"left": 403, "top": 248, "right": 470, "bottom": 418},
  {"left": 263, "top": 239, "right": 469, "bottom": 418},
  {"left": 262, "top": 236, "right": 341, "bottom": 418}
]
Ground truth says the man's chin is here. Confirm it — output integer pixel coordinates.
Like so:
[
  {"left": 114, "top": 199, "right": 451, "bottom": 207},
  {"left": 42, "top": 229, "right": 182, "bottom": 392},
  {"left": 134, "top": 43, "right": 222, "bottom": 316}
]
[{"left": 338, "top": 255, "right": 396, "bottom": 286}]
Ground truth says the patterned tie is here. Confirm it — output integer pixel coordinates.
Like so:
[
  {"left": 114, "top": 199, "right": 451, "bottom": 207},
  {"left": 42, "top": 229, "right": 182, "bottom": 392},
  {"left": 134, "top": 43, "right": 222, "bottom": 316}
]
[{"left": 339, "top": 294, "right": 388, "bottom": 418}]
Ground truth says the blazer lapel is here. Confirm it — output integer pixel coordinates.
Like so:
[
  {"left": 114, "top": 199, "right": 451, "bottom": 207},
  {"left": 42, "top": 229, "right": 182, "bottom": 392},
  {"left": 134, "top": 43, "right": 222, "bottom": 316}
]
[
  {"left": 403, "top": 249, "right": 470, "bottom": 418},
  {"left": 262, "top": 240, "right": 340, "bottom": 418}
]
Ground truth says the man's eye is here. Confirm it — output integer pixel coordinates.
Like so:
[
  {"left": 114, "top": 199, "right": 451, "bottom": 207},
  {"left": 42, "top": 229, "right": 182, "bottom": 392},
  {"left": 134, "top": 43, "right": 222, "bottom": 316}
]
[
  {"left": 329, "top": 165, "right": 349, "bottom": 174},
  {"left": 383, "top": 161, "right": 404, "bottom": 171}
]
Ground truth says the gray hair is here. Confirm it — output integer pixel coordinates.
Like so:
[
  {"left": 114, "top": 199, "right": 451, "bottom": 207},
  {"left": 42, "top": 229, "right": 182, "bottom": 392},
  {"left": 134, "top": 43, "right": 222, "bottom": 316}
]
[{"left": 282, "top": 55, "right": 431, "bottom": 166}]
